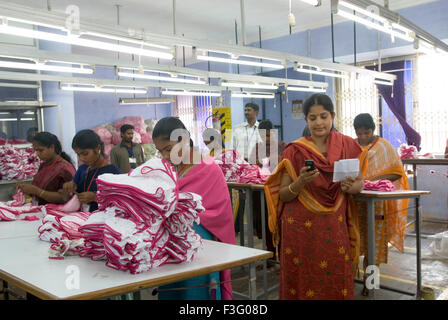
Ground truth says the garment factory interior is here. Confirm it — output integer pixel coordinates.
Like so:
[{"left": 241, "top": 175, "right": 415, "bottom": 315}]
[{"left": 0, "top": 0, "right": 447, "bottom": 302}]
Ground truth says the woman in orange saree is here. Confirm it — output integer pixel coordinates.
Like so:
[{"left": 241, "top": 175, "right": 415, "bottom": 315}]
[
  {"left": 265, "top": 94, "right": 367, "bottom": 300},
  {"left": 353, "top": 113, "right": 410, "bottom": 295}
]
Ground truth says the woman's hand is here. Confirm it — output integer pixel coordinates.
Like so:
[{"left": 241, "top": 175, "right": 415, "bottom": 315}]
[
  {"left": 280, "top": 165, "right": 319, "bottom": 203},
  {"left": 77, "top": 192, "right": 96, "bottom": 204},
  {"left": 295, "top": 166, "right": 319, "bottom": 187},
  {"left": 62, "top": 181, "right": 77, "bottom": 196},
  {"left": 341, "top": 175, "right": 364, "bottom": 194},
  {"left": 16, "top": 182, "right": 40, "bottom": 196},
  {"left": 341, "top": 176, "right": 355, "bottom": 193}
]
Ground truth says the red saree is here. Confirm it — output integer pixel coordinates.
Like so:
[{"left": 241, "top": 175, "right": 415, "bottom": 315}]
[
  {"left": 32, "top": 159, "right": 76, "bottom": 205},
  {"left": 265, "top": 130, "right": 366, "bottom": 300}
]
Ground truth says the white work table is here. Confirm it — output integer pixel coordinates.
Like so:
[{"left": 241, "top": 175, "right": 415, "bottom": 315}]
[
  {"left": 354, "top": 189, "right": 431, "bottom": 300},
  {"left": 0, "top": 231, "right": 272, "bottom": 300},
  {"left": 0, "top": 220, "right": 40, "bottom": 239}
]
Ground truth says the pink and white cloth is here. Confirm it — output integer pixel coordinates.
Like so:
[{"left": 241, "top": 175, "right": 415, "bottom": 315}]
[
  {"left": 397, "top": 144, "right": 418, "bottom": 159},
  {"left": 45, "top": 158, "right": 204, "bottom": 273},
  {"left": 214, "top": 149, "right": 269, "bottom": 184},
  {"left": 0, "top": 145, "right": 40, "bottom": 181},
  {"left": 43, "top": 195, "right": 82, "bottom": 218},
  {"left": 363, "top": 179, "right": 397, "bottom": 192},
  {"left": 0, "top": 191, "right": 43, "bottom": 221},
  {"left": 38, "top": 195, "right": 92, "bottom": 254}
]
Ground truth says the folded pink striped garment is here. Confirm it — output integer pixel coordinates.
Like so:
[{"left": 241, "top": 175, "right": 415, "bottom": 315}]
[
  {"left": 363, "top": 179, "right": 397, "bottom": 192},
  {"left": 0, "top": 191, "right": 43, "bottom": 221},
  {"left": 214, "top": 150, "right": 269, "bottom": 184}
]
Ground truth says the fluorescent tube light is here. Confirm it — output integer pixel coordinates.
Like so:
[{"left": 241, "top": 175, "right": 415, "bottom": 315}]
[
  {"left": 161, "top": 89, "right": 221, "bottom": 97},
  {"left": 286, "top": 86, "right": 326, "bottom": 93},
  {"left": 221, "top": 81, "right": 278, "bottom": 90},
  {"left": 231, "top": 92, "right": 275, "bottom": 99},
  {"left": 294, "top": 65, "right": 348, "bottom": 79},
  {"left": 119, "top": 97, "right": 174, "bottom": 105},
  {"left": 118, "top": 71, "right": 206, "bottom": 84},
  {"left": 373, "top": 79, "right": 393, "bottom": 86},
  {"left": 300, "top": 0, "right": 320, "bottom": 6},
  {"left": 83, "top": 32, "right": 171, "bottom": 50},
  {"left": 0, "top": 24, "right": 173, "bottom": 60},
  {"left": 60, "top": 84, "right": 147, "bottom": 94},
  {"left": 336, "top": 9, "right": 414, "bottom": 42},
  {"left": 0, "top": 118, "right": 18, "bottom": 121},
  {"left": 0, "top": 60, "right": 93, "bottom": 74},
  {"left": 0, "top": 82, "right": 39, "bottom": 89},
  {"left": 339, "top": 1, "right": 388, "bottom": 24},
  {"left": 197, "top": 55, "right": 284, "bottom": 70}
]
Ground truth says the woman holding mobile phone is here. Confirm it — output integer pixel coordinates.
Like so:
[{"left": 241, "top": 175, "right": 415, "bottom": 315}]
[{"left": 265, "top": 93, "right": 367, "bottom": 300}]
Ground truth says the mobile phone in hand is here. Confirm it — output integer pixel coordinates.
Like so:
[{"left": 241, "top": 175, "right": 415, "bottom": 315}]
[{"left": 305, "top": 160, "right": 315, "bottom": 172}]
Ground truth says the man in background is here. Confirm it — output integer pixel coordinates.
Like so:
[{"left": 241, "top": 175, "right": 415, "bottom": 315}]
[
  {"left": 232, "top": 102, "right": 262, "bottom": 162},
  {"left": 110, "top": 124, "right": 145, "bottom": 173}
]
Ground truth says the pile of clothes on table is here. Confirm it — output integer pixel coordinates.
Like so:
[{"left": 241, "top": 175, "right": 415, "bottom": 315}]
[
  {"left": 37, "top": 158, "right": 204, "bottom": 274},
  {"left": 0, "top": 191, "right": 43, "bottom": 221},
  {"left": 214, "top": 149, "right": 270, "bottom": 184},
  {"left": 0, "top": 145, "right": 40, "bottom": 181}
]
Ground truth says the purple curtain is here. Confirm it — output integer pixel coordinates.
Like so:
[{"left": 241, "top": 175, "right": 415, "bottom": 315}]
[{"left": 367, "top": 61, "right": 421, "bottom": 150}]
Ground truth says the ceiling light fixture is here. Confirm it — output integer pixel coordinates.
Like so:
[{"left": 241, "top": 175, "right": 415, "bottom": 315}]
[
  {"left": 293, "top": 62, "right": 349, "bottom": 79},
  {"left": 0, "top": 82, "right": 39, "bottom": 89},
  {"left": 373, "top": 79, "right": 393, "bottom": 86},
  {"left": 221, "top": 81, "right": 278, "bottom": 90},
  {"left": 299, "top": 0, "right": 321, "bottom": 6},
  {"left": 118, "top": 71, "right": 206, "bottom": 84},
  {"left": 60, "top": 84, "right": 147, "bottom": 94},
  {"left": 231, "top": 92, "right": 275, "bottom": 99},
  {"left": 0, "top": 60, "right": 93, "bottom": 74},
  {"left": 161, "top": 89, "right": 221, "bottom": 97},
  {"left": 0, "top": 23, "right": 173, "bottom": 60},
  {"left": 286, "top": 86, "right": 326, "bottom": 93},
  {"left": 333, "top": 1, "right": 414, "bottom": 42},
  {"left": 119, "top": 97, "right": 175, "bottom": 105},
  {"left": 195, "top": 50, "right": 284, "bottom": 70}
]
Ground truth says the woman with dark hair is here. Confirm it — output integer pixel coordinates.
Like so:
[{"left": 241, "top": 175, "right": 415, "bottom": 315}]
[
  {"left": 62, "top": 129, "right": 121, "bottom": 212},
  {"left": 353, "top": 113, "right": 410, "bottom": 296},
  {"left": 152, "top": 117, "right": 235, "bottom": 300},
  {"left": 15, "top": 132, "right": 76, "bottom": 205},
  {"left": 265, "top": 93, "right": 368, "bottom": 300}
]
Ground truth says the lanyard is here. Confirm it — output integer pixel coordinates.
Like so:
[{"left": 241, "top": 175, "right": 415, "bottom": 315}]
[{"left": 83, "top": 159, "right": 106, "bottom": 192}]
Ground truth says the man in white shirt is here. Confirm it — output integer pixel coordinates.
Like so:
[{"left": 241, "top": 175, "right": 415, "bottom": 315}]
[{"left": 232, "top": 102, "right": 262, "bottom": 162}]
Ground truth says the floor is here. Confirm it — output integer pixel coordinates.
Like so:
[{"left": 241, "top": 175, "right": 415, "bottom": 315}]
[{"left": 1, "top": 220, "right": 447, "bottom": 300}]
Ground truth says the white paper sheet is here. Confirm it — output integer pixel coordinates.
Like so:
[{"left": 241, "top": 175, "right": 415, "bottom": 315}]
[{"left": 333, "top": 158, "right": 359, "bottom": 182}]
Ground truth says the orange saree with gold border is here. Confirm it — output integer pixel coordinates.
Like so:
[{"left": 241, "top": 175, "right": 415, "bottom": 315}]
[
  {"left": 356, "top": 137, "right": 410, "bottom": 265},
  {"left": 264, "top": 130, "right": 367, "bottom": 300}
]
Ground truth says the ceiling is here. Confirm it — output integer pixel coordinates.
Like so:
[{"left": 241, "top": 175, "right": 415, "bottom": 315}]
[{"left": 9, "top": 0, "right": 439, "bottom": 44}]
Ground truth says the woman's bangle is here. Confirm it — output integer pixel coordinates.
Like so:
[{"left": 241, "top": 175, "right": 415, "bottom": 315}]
[
  {"left": 288, "top": 184, "right": 299, "bottom": 195},
  {"left": 39, "top": 190, "right": 45, "bottom": 198}
]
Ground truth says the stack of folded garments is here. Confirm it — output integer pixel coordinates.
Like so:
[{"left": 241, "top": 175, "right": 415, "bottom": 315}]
[
  {"left": 78, "top": 158, "right": 204, "bottom": 274},
  {"left": 0, "top": 191, "right": 43, "bottom": 221},
  {"left": 78, "top": 207, "right": 119, "bottom": 261},
  {"left": 0, "top": 145, "right": 41, "bottom": 181},
  {"left": 363, "top": 179, "right": 397, "bottom": 192}
]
